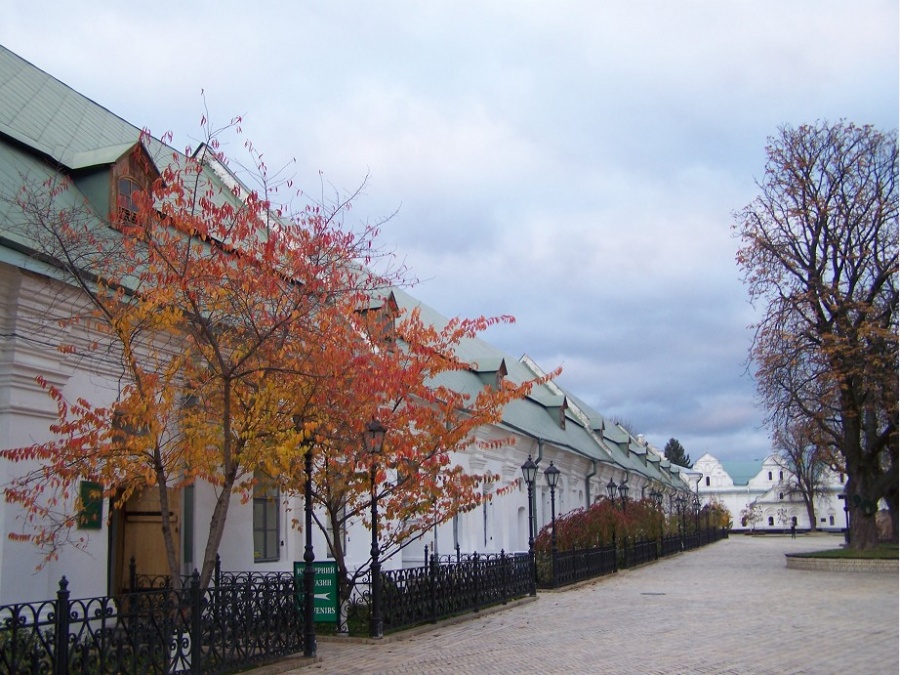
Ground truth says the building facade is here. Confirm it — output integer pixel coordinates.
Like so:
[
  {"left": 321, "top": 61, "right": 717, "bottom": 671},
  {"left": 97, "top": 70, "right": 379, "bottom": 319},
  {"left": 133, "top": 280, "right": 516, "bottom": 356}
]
[{"left": 692, "top": 453, "right": 849, "bottom": 534}]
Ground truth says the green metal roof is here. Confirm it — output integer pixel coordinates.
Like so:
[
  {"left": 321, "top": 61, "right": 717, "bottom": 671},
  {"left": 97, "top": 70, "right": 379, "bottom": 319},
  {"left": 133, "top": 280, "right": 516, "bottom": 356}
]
[
  {"left": 720, "top": 460, "right": 763, "bottom": 486},
  {"left": 0, "top": 46, "right": 141, "bottom": 167}
]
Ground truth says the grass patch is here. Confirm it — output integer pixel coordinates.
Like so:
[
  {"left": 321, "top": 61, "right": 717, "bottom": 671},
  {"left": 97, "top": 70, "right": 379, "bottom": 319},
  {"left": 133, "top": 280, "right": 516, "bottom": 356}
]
[{"left": 790, "top": 543, "right": 898, "bottom": 560}]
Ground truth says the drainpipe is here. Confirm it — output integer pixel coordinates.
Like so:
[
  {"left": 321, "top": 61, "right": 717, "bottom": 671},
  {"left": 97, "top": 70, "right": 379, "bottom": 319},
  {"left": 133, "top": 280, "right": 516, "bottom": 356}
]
[
  {"left": 585, "top": 460, "right": 597, "bottom": 508},
  {"left": 532, "top": 440, "right": 544, "bottom": 542}
]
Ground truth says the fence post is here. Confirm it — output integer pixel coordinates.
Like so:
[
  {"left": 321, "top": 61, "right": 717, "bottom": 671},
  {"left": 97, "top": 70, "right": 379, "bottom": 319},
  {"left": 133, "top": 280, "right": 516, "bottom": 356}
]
[
  {"left": 53, "top": 577, "right": 70, "bottom": 675},
  {"left": 128, "top": 556, "right": 136, "bottom": 591},
  {"left": 191, "top": 569, "right": 202, "bottom": 671},
  {"left": 500, "top": 550, "right": 508, "bottom": 605},
  {"left": 473, "top": 552, "right": 481, "bottom": 613},
  {"left": 612, "top": 532, "right": 618, "bottom": 573},
  {"left": 429, "top": 551, "right": 438, "bottom": 624},
  {"left": 215, "top": 554, "right": 221, "bottom": 587}
]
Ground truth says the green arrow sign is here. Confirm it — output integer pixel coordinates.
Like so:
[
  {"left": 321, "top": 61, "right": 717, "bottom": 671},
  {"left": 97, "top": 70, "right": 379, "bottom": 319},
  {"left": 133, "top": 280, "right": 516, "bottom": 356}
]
[{"left": 295, "top": 561, "right": 338, "bottom": 623}]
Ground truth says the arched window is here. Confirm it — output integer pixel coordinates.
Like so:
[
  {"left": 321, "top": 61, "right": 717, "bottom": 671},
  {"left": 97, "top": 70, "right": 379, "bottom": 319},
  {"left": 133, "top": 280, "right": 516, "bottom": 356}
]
[
  {"left": 768, "top": 471, "right": 773, "bottom": 480},
  {"left": 779, "top": 470, "right": 784, "bottom": 480},
  {"left": 768, "top": 516, "right": 774, "bottom": 526},
  {"left": 779, "top": 492, "right": 784, "bottom": 500},
  {"left": 705, "top": 476, "right": 710, "bottom": 486}
]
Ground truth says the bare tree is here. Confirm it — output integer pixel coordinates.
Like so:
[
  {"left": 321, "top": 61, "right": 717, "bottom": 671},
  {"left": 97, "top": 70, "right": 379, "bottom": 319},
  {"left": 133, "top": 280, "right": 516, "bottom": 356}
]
[
  {"left": 771, "top": 421, "right": 830, "bottom": 532},
  {"left": 735, "top": 121, "right": 898, "bottom": 548}
]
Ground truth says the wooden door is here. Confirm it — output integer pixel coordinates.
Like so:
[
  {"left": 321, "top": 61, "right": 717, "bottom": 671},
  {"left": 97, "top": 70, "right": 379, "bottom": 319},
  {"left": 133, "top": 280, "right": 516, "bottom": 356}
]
[{"left": 113, "top": 486, "right": 181, "bottom": 589}]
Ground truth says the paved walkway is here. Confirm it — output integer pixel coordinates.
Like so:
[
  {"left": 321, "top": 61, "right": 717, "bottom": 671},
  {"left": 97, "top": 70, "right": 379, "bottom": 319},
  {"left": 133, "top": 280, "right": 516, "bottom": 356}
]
[{"left": 273, "top": 534, "right": 898, "bottom": 674}]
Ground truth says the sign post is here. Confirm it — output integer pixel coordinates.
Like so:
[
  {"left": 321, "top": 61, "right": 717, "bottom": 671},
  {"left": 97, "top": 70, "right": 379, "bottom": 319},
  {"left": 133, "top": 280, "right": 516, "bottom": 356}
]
[{"left": 295, "top": 561, "right": 338, "bottom": 623}]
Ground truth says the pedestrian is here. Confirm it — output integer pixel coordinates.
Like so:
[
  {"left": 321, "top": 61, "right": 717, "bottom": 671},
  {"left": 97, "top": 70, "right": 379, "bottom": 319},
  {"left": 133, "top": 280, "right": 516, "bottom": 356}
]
[{"left": 790, "top": 522, "right": 796, "bottom": 538}]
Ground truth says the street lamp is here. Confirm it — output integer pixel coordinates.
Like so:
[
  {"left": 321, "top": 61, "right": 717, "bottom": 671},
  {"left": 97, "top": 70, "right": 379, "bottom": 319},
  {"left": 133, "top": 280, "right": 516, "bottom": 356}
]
[
  {"left": 649, "top": 488, "right": 663, "bottom": 543},
  {"left": 544, "top": 462, "right": 560, "bottom": 587},
  {"left": 520, "top": 455, "right": 538, "bottom": 596},
  {"left": 618, "top": 480, "right": 629, "bottom": 512},
  {"left": 294, "top": 415, "right": 317, "bottom": 658},
  {"left": 606, "top": 478, "right": 618, "bottom": 502},
  {"left": 692, "top": 493, "right": 701, "bottom": 532},
  {"left": 364, "top": 419, "right": 387, "bottom": 639},
  {"left": 675, "top": 495, "right": 687, "bottom": 548}
]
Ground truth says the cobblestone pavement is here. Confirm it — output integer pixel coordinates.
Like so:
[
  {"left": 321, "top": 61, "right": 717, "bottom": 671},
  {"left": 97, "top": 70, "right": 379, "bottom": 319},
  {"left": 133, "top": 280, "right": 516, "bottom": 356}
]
[{"left": 275, "top": 534, "right": 898, "bottom": 674}]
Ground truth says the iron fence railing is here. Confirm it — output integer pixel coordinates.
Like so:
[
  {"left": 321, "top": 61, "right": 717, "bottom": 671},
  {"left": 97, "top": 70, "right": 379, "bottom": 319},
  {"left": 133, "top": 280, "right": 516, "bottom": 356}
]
[
  {"left": 0, "top": 570, "right": 303, "bottom": 675},
  {"left": 660, "top": 534, "right": 683, "bottom": 557},
  {"left": 626, "top": 537, "right": 659, "bottom": 567},
  {"left": 373, "top": 550, "right": 532, "bottom": 633},
  {"left": 543, "top": 542, "right": 617, "bottom": 588},
  {"left": 537, "top": 528, "right": 729, "bottom": 589}
]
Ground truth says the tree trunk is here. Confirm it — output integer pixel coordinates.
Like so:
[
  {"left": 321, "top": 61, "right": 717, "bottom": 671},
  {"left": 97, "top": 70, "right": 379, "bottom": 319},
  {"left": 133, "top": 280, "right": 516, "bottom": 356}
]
[
  {"left": 802, "top": 497, "right": 817, "bottom": 533},
  {"left": 156, "top": 474, "right": 182, "bottom": 589},
  {"left": 198, "top": 472, "right": 236, "bottom": 588},
  {"left": 846, "top": 473, "right": 881, "bottom": 550}
]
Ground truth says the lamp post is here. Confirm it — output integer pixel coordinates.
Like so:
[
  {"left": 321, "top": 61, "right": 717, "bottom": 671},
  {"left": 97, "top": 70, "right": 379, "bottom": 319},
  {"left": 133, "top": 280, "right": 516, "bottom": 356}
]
[
  {"left": 618, "top": 480, "right": 629, "bottom": 512},
  {"left": 364, "top": 419, "right": 387, "bottom": 639},
  {"left": 544, "top": 462, "right": 560, "bottom": 587},
  {"left": 520, "top": 455, "right": 538, "bottom": 596},
  {"left": 675, "top": 495, "right": 686, "bottom": 549},
  {"left": 692, "top": 493, "right": 701, "bottom": 534},
  {"left": 293, "top": 415, "right": 317, "bottom": 658},
  {"left": 650, "top": 488, "right": 663, "bottom": 543},
  {"left": 606, "top": 478, "right": 618, "bottom": 502}
]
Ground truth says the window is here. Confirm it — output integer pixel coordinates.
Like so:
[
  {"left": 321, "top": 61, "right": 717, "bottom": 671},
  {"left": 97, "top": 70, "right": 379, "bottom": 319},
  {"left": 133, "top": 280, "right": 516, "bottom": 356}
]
[
  {"left": 705, "top": 476, "right": 710, "bottom": 486},
  {"left": 117, "top": 177, "right": 142, "bottom": 223},
  {"left": 768, "top": 516, "right": 774, "bottom": 526},
  {"left": 779, "top": 471, "right": 784, "bottom": 480},
  {"left": 779, "top": 492, "right": 784, "bottom": 500},
  {"left": 253, "top": 476, "right": 280, "bottom": 562},
  {"left": 768, "top": 471, "right": 773, "bottom": 480},
  {"left": 829, "top": 515, "right": 835, "bottom": 526}
]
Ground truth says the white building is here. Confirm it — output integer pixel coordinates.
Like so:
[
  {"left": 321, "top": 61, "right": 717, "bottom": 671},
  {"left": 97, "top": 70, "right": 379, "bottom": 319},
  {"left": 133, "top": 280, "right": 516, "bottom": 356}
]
[{"left": 692, "top": 453, "right": 848, "bottom": 533}]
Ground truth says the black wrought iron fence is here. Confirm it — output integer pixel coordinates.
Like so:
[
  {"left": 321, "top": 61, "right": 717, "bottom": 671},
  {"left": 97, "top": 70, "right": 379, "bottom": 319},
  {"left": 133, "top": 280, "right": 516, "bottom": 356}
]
[
  {"left": 0, "top": 571, "right": 304, "bottom": 674},
  {"left": 660, "top": 534, "right": 683, "bottom": 557},
  {"left": 626, "top": 538, "right": 659, "bottom": 567},
  {"left": 375, "top": 550, "right": 532, "bottom": 633},
  {"left": 538, "top": 528, "right": 729, "bottom": 589},
  {"left": 542, "top": 542, "right": 617, "bottom": 588}
]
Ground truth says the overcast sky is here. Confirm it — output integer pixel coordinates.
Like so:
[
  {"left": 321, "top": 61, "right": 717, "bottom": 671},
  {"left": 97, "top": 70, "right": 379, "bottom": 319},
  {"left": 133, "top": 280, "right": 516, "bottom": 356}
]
[{"left": 2, "top": 1, "right": 897, "bottom": 463}]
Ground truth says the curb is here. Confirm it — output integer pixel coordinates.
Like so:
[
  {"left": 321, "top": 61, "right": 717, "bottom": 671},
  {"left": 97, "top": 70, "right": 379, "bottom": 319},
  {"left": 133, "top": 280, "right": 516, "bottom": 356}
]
[{"left": 785, "top": 555, "right": 898, "bottom": 573}]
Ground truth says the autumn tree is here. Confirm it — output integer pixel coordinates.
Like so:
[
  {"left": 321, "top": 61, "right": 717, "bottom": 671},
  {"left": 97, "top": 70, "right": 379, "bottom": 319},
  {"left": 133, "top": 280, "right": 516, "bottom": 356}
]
[
  {"left": 1, "top": 119, "right": 400, "bottom": 587},
  {"left": 2, "top": 115, "right": 552, "bottom": 597},
  {"left": 771, "top": 420, "right": 831, "bottom": 532},
  {"left": 734, "top": 120, "right": 898, "bottom": 548},
  {"left": 284, "top": 300, "right": 552, "bottom": 621},
  {"left": 663, "top": 438, "right": 692, "bottom": 468}
]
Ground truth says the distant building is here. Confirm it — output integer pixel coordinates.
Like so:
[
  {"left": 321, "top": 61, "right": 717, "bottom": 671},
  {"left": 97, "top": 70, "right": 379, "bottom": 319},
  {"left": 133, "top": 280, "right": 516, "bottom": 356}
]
[{"left": 692, "top": 453, "right": 848, "bottom": 533}]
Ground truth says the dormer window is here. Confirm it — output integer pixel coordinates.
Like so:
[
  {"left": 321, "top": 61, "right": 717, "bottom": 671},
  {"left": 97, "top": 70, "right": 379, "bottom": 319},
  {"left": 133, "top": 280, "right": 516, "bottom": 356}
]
[{"left": 117, "top": 177, "right": 142, "bottom": 223}]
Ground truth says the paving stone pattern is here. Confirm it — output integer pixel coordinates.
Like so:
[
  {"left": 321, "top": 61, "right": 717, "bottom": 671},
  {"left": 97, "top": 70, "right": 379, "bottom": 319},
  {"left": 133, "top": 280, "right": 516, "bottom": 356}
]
[{"left": 277, "top": 534, "right": 898, "bottom": 674}]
